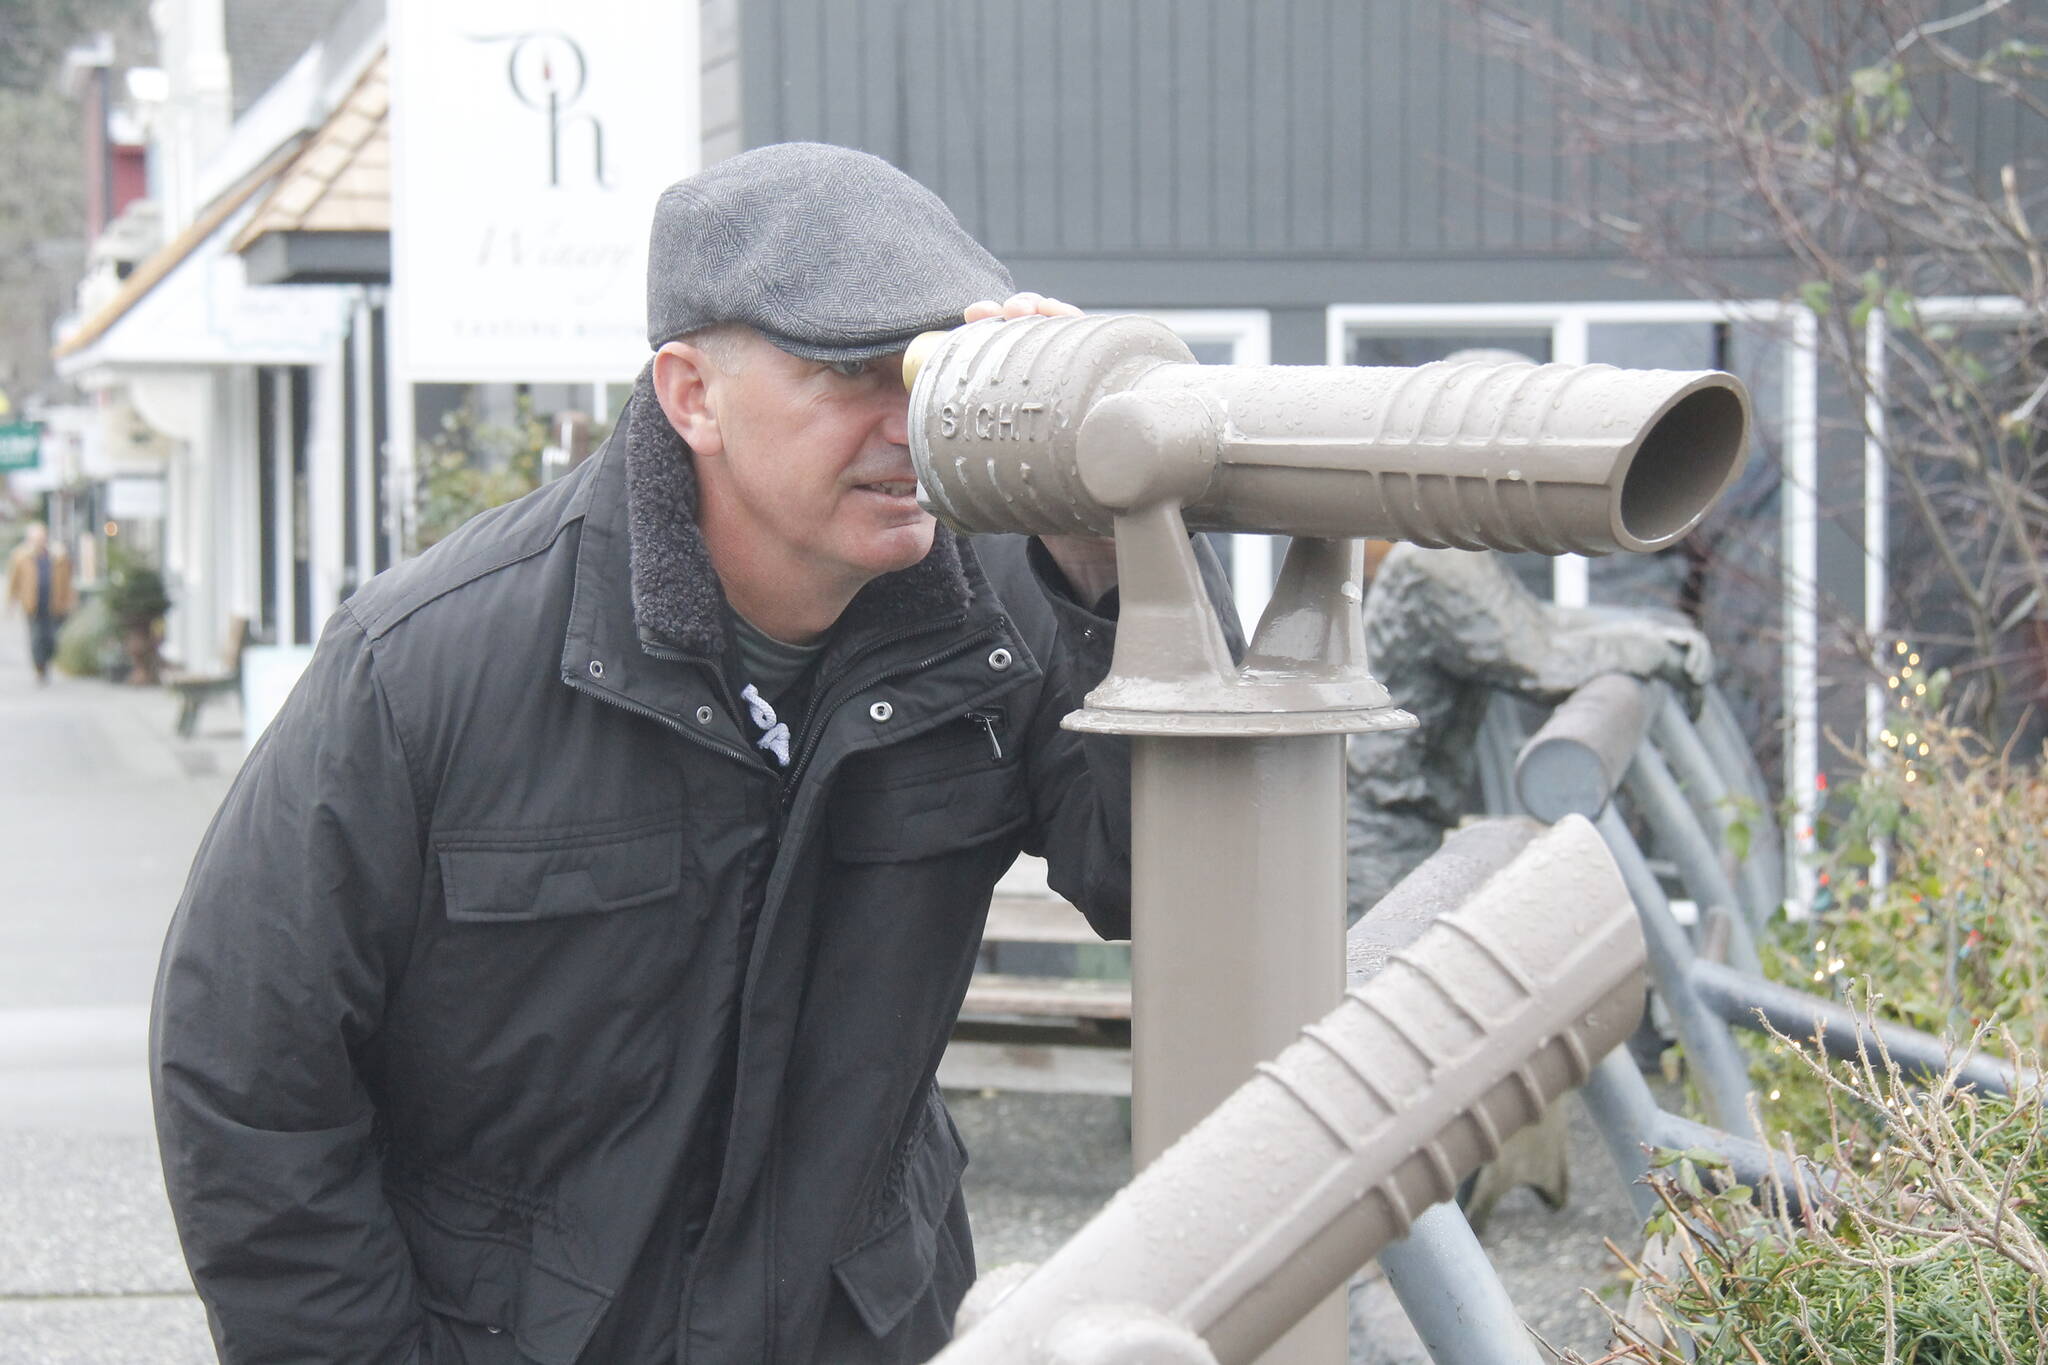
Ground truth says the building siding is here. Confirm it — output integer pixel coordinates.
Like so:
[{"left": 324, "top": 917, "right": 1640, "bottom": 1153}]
[{"left": 740, "top": 0, "right": 1653, "bottom": 265}]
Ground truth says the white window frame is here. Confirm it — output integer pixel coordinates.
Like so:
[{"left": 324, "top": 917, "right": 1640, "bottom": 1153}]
[
  {"left": 1134, "top": 309, "right": 1276, "bottom": 630},
  {"left": 1328, "top": 299, "right": 1823, "bottom": 912}
]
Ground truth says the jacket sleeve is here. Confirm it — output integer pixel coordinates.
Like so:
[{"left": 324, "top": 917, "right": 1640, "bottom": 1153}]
[
  {"left": 151, "top": 607, "right": 428, "bottom": 1364},
  {"left": 980, "top": 535, "right": 1243, "bottom": 941}
]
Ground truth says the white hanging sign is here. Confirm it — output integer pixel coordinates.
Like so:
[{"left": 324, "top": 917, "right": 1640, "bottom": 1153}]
[{"left": 390, "top": 2, "right": 699, "bottom": 382}]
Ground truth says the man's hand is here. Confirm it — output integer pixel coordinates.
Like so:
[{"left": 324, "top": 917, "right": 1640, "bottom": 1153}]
[
  {"left": 964, "top": 292, "right": 1083, "bottom": 322},
  {"left": 961, "top": 295, "right": 1114, "bottom": 606}
]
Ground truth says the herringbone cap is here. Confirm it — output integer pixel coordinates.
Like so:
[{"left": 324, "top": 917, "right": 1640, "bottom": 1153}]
[{"left": 647, "top": 142, "right": 1014, "bottom": 361}]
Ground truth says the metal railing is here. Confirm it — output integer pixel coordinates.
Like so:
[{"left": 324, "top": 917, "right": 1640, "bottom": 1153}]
[{"left": 1506, "top": 672, "right": 2034, "bottom": 1218}]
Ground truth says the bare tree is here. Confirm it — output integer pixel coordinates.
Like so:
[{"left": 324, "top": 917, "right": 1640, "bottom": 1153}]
[
  {"left": 0, "top": 0, "right": 151, "bottom": 408},
  {"left": 1467, "top": 0, "right": 2048, "bottom": 739}
]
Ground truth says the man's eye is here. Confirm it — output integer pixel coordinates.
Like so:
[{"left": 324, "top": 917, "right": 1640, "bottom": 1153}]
[{"left": 827, "top": 360, "right": 868, "bottom": 379}]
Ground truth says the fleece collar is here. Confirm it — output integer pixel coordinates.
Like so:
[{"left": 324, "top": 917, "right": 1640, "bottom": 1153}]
[{"left": 620, "top": 367, "right": 971, "bottom": 660}]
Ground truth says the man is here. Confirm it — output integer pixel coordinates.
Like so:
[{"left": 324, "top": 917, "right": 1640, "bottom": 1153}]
[
  {"left": 154, "top": 144, "right": 1212, "bottom": 1363},
  {"left": 6, "top": 521, "right": 75, "bottom": 685}
]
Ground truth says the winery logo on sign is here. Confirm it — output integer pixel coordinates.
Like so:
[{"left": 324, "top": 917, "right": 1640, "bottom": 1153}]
[{"left": 471, "top": 29, "right": 610, "bottom": 189}]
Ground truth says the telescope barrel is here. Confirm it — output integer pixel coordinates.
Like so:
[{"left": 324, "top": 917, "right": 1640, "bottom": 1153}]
[{"left": 908, "top": 315, "right": 1750, "bottom": 556}]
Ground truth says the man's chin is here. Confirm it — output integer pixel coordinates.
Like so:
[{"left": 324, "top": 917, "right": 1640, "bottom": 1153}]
[{"left": 860, "top": 518, "right": 938, "bottom": 576}]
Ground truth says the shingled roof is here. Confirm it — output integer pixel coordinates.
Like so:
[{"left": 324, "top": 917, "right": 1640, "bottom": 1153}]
[{"left": 229, "top": 49, "right": 388, "bottom": 250}]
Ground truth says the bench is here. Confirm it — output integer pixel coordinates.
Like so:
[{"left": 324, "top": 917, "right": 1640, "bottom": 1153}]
[
  {"left": 166, "top": 615, "right": 249, "bottom": 739},
  {"left": 941, "top": 856, "right": 1133, "bottom": 1097}
]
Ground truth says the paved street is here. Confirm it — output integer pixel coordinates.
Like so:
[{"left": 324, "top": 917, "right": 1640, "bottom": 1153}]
[{"left": 0, "top": 619, "right": 233, "bottom": 1361}]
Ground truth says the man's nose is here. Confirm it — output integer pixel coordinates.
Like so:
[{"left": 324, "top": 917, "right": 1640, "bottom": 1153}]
[{"left": 877, "top": 391, "right": 910, "bottom": 447}]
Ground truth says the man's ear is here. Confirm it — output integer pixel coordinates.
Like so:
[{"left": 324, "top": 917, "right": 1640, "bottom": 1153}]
[{"left": 652, "top": 342, "right": 723, "bottom": 458}]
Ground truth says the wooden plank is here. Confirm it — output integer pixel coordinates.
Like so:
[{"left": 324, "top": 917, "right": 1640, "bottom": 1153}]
[
  {"left": 940, "top": 1039, "right": 1132, "bottom": 1097},
  {"left": 963, "top": 973, "right": 1131, "bottom": 1021},
  {"left": 982, "top": 894, "right": 1109, "bottom": 945}
]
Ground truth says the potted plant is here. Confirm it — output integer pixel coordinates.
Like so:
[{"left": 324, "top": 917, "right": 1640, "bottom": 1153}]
[{"left": 102, "top": 550, "right": 170, "bottom": 685}]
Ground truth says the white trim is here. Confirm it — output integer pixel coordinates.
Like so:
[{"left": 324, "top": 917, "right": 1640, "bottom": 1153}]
[
  {"left": 1135, "top": 309, "right": 1273, "bottom": 366},
  {"left": 1863, "top": 312, "right": 1889, "bottom": 754},
  {"left": 1550, "top": 315, "right": 1592, "bottom": 608},
  {"left": 269, "top": 368, "right": 297, "bottom": 649},
  {"left": 1912, "top": 295, "right": 2031, "bottom": 320},
  {"left": 1325, "top": 300, "right": 1798, "bottom": 357},
  {"left": 352, "top": 293, "right": 378, "bottom": 587},
  {"left": 1784, "top": 310, "right": 1821, "bottom": 915},
  {"left": 308, "top": 354, "right": 348, "bottom": 632}
]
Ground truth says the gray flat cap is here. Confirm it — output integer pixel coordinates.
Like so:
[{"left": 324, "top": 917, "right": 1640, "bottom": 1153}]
[{"left": 647, "top": 142, "right": 1014, "bottom": 361}]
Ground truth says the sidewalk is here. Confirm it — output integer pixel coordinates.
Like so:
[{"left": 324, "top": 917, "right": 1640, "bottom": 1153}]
[{"left": 0, "top": 622, "right": 231, "bottom": 1362}]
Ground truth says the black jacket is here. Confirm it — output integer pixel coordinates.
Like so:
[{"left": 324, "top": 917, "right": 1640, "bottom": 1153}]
[{"left": 151, "top": 381, "right": 1164, "bottom": 1365}]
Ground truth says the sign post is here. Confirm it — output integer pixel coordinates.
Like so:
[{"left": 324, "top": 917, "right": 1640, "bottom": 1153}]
[{"left": 0, "top": 422, "right": 41, "bottom": 473}]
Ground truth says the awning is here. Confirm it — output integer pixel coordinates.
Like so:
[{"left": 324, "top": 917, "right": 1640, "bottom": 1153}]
[
  {"left": 53, "top": 137, "right": 355, "bottom": 376},
  {"left": 233, "top": 50, "right": 390, "bottom": 286}
]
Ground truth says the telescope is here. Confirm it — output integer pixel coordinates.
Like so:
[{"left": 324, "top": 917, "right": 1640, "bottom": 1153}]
[
  {"left": 902, "top": 315, "right": 1750, "bottom": 1365},
  {"left": 905, "top": 314, "right": 1750, "bottom": 734}
]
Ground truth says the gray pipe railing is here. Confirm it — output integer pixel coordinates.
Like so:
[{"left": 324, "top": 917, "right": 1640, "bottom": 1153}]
[
  {"left": 934, "top": 817, "right": 1645, "bottom": 1365},
  {"left": 1512, "top": 672, "right": 2036, "bottom": 1182},
  {"left": 1646, "top": 689, "right": 1778, "bottom": 930},
  {"left": 1576, "top": 1048, "right": 1832, "bottom": 1225}
]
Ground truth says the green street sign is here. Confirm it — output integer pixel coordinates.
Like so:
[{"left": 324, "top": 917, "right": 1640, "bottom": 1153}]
[{"left": 0, "top": 422, "right": 40, "bottom": 472}]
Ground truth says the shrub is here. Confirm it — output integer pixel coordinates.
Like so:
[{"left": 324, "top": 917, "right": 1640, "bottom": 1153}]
[
  {"left": 53, "top": 591, "right": 114, "bottom": 678},
  {"left": 414, "top": 396, "right": 548, "bottom": 551},
  {"left": 1596, "top": 1020, "right": 2048, "bottom": 1363},
  {"left": 101, "top": 549, "right": 170, "bottom": 628},
  {"left": 1742, "top": 677, "right": 2048, "bottom": 1153}
]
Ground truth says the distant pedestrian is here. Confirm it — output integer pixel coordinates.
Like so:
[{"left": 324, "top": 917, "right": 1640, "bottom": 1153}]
[{"left": 6, "top": 522, "right": 75, "bottom": 685}]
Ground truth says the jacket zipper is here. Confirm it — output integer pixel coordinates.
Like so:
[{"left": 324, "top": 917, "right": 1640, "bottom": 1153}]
[
  {"left": 777, "top": 622, "right": 999, "bottom": 807},
  {"left": 563, "top": 673, "right": 757, "bottom": 770},
  {"left": 965, "top": 708, "right": 1007, "bottom": 762}
]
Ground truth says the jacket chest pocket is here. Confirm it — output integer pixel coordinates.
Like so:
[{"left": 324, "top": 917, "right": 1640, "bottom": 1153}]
[
  {"left": 404, "top": 814, "right": 702, "bottom": 1110},
  {"left": 827, "top": 712, "right": 1026, "bottom": 863},
  {"left": 439, "top": 820, "right": 686, "bottom": 921}
]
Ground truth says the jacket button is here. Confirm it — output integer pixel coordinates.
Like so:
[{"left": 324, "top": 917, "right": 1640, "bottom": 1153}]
[
  {"left": 485, "top": 1326, "right": 503, "bottom": 1335},
  {"left": 869, "top": 700, "right": 894, "bottom": 722},
  {"left": 587, "top": 659, "right": 605, "bottom": 679},
  {"left": 695, "top": 705, "right": 715, "bottom": 724},
  {"left": 987, "top": 647, "right": 1013, "bottom": 671}
]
